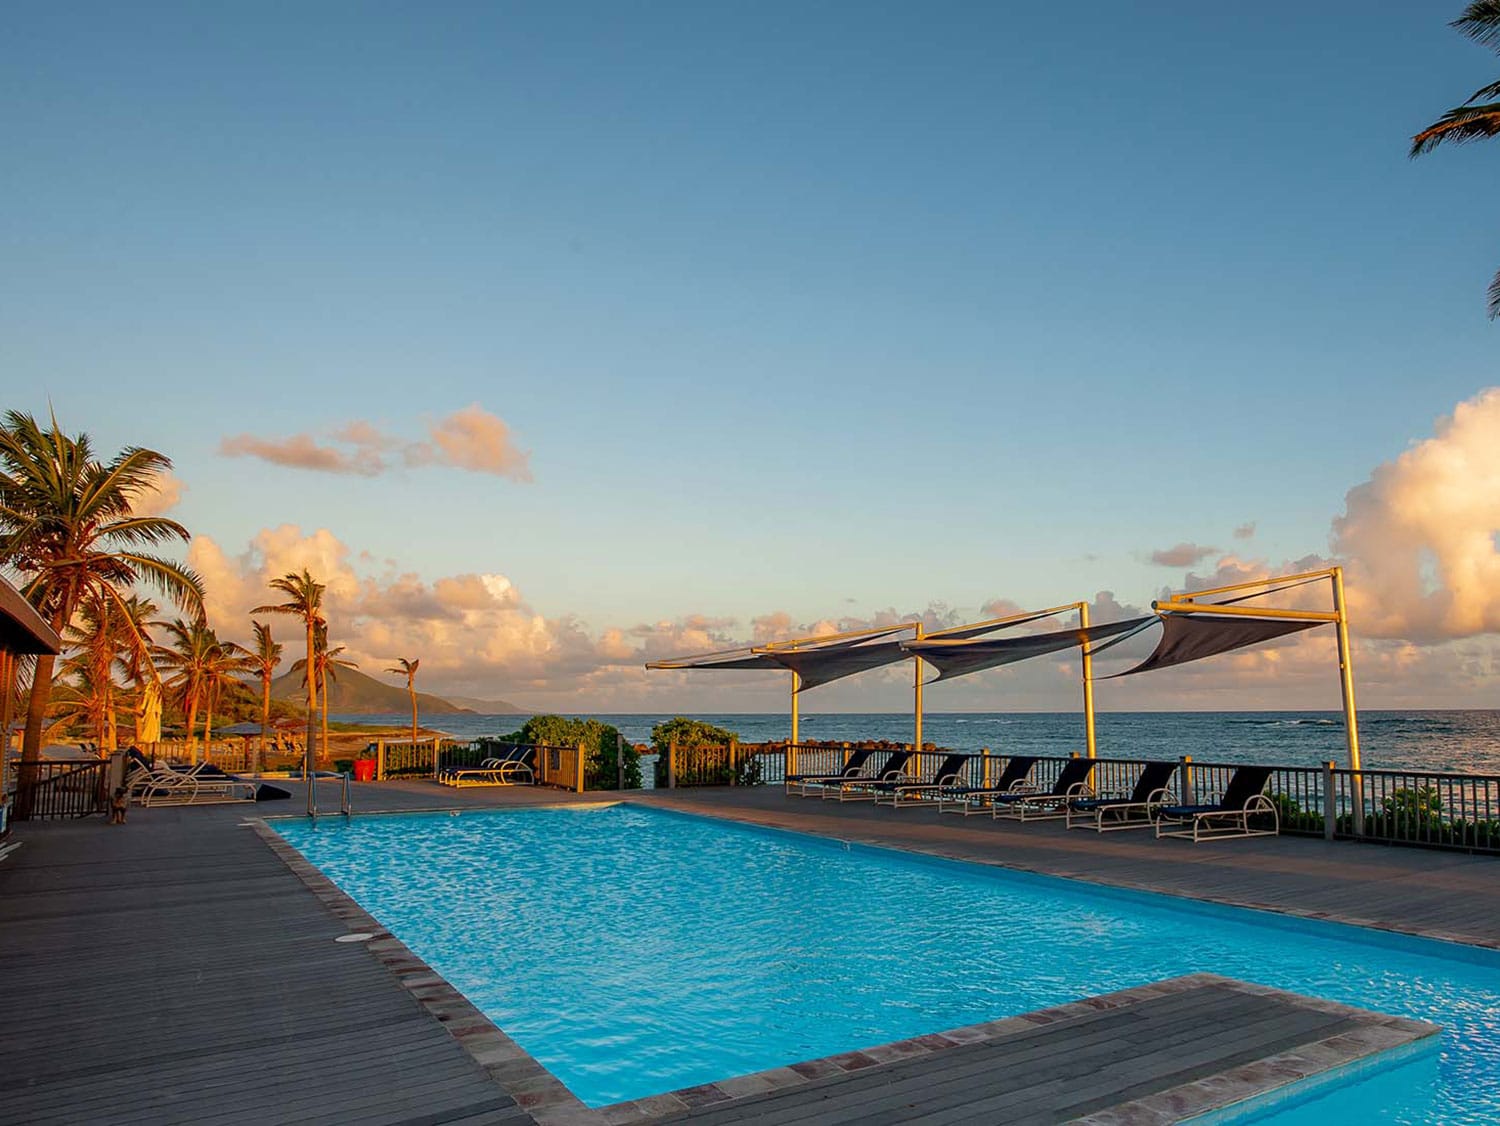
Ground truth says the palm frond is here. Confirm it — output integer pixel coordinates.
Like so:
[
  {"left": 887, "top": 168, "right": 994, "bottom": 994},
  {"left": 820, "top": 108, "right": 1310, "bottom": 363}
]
[
  {"left": 1454, "top": 0, "right": 1500, "bottom": 52},
  {"left": 1489, "top": 267, "right": 1500, "bottom": 319},
  {"left": 1410, "top": 101, "right": 1500, "bottom": 154}
]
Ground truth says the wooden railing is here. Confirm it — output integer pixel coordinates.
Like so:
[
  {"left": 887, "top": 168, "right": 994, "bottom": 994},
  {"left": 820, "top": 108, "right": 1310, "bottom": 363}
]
[
  {"left": 13, "top": 759, "right": 110, "bottom": 821},
  {"left": 370, "top": 737, "right": 445, "bottom": 779},
  {"left": 537, "top": 743, "right": 585, "bottom": 792}
]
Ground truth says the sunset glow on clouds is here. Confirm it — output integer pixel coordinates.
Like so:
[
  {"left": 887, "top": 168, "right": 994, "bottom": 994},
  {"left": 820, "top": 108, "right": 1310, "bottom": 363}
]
[
  {"left": 175, "top": 388, "right": 1500, "bottom": 712},
  {"left": 220, "top": 405, "right": 532, "bottom": 482}
]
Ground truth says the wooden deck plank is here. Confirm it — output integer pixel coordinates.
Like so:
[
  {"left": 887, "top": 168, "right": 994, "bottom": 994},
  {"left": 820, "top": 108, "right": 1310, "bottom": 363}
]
[{"left": 0, "top": 806, "right": 535, "bottom": 1126}]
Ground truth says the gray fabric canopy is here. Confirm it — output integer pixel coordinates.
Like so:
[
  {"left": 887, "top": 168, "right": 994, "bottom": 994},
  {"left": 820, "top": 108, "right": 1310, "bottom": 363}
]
[
  {"left": 1110, "top": 613, "right": 1324, "bottom": 678},
  {"left": 906, "top": 617, "right": 1155, "bottom": 682},
  {"left": 767, "top": 639, "right": 910, "bottom": 692},
  {"left": 644, "top": 626, "right": 909, "bottom": 676}
]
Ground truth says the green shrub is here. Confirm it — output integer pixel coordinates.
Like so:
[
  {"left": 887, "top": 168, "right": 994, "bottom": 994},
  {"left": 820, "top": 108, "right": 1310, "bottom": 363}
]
[
  {"left": 649, "top": 717, "right": 756, "bottom": 786},
  {"left": 503, "top": 715, "right": 641, "bottom": 790}
]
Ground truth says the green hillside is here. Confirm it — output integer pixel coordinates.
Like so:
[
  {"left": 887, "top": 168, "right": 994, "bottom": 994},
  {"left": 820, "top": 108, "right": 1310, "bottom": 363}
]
[{"left": 270, "top": 666, "right": 478, "bottom": 715}]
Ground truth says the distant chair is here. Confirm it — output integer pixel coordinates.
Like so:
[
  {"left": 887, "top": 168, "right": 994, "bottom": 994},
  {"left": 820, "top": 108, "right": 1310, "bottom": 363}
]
[
  {"left": 991, "top": 756, "right": 1097, "bottom": 821},
  {"left": 1067, "top": 760, "right": 1178, "bottom": 833},
  {"left": 871, "top": 753, "right": 973, "bottom": 809},
  {"left": 936, "top": 755, "right": 1038, "bottom": 816},
  {"left": 1154, "top": 765, "right": 1278, "bottom": 843},
  {"left": 784, "top": 748, "right": 876, "bottom": 798},
  {"left": 439, "top": 744, "right": 535, "bottom": 788},
  {"left": 820, "top": 749, "right": 914, "bottom": 802}
]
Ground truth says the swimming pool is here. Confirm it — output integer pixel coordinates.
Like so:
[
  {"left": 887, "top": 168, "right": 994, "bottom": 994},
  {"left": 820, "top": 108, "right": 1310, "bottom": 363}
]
[{"left": 273, "top": 805, "right": 1500, "bottom": 1118}]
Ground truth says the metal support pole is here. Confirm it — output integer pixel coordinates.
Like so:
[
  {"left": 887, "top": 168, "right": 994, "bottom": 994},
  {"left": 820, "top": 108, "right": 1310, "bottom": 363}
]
[
  {"left": 913, "top": 624, "right": 925, "bottom": 765},
  {"left": 1079, "top": 601, "right": 1097, "bottom": 758},
  {"left": 1322, "top": 760, "right": 1336, "bottom": 841},
  {"left": 1330, "top": 567, "right": 1362, "bottom": 771},
  {"left": 790, "top": 670, "right": 800, "bottom": 746}
]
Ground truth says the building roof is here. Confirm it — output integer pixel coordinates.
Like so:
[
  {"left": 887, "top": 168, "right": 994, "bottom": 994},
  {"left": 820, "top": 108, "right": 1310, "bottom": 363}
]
[{"left": 0, "top": 575, "right": 61, "bottom": 655}]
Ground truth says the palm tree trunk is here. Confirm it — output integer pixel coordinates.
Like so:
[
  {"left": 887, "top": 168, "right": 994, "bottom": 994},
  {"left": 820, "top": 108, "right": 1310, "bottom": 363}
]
[
  {"left": 203, "top": 686, "right": 215, "bottom": 763},
  {"left": 20, "top": 650, "right": 59, "bottom": 765},
  {"left": 185, "top": 689, "right": 200, "bottom": 766},
  {"left": 320, "top": 669, "right": 329, "bottom": 769},
  {"left": 304, "top": 618, "right": 316, "bottom": 804},
  {"left": 259, "top": 672, "right": 271, "bottom": 773}
]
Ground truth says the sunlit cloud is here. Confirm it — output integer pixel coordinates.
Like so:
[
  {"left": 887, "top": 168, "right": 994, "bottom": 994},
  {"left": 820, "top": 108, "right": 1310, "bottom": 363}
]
[
  {"left": 219, "top": 404, "right": 532, "bottom": 481},
  {"left": 1149, "top": 542, "right": 1219, "bottom": 567}
]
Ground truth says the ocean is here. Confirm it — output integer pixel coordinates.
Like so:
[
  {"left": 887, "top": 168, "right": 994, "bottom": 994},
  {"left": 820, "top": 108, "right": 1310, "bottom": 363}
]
[{"left": 330, "top": 710, "right": 1500, "bottom": 775}]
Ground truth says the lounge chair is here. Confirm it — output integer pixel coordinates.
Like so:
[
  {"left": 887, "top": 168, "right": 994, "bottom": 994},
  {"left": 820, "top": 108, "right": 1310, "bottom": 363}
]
[
  {"left": 784, "top": 748, "right": 876, "bottom": 797},
  {"left": 936, "top": 755, "right": 1039, "bottom": 816},
  {"left": 1067, "top": 760, "right": 1179, "bottom": 833},
  {"left": 441, "top": 744, "right": 535, "bottom": 787},
  {"left": 871, "top": 753, "right": 973, "bottom": 809},
  {"left": 126, "top": 761, "right": 259, "bottom": 807},
  {"left": 1154, "top": 765, "right": 1278, "bottom": 842},
  {"left": 991, "top": 756, "right": 1097, "bottom": 821},
  {"left": 821, "top": 750, "right": 914, "bottom": 802}
]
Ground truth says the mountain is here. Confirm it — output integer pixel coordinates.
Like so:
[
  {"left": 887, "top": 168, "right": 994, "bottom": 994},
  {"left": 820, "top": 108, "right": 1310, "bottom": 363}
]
[
  {"left": 444, "top": 694, "right": 526, "bottom": 715},
  {"left": 270, "top": 666, "right": 478, "bottom": 715}
]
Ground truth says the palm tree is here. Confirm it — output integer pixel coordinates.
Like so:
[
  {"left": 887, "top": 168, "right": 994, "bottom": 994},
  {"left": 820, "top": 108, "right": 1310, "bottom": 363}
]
[
  {"left": 253, "top": 571, "right": 324, "bottom": 798},
  {"left": 60, "top": 593, "right": 120, "bottom": 751},
  {"left": 386, "top": 657, "right": 421, "bottom": 749},
  {"left": 292, "top": 624, "right": 356, "bottom": 769},
  {"left": 0, "top": 411, "right": 203, "bottom": 768},
  {"left": 115, "top": 595, "right": 161, "bottom": 746},
  {"left": 200, "top": 638, "right": 255, "bottom": 755},
  {"left": 1412, "top": 2, "right": 1500, "bottom": 316},
  {"left": 248, "top": 621, "right": 282, "bottom": 771},
  {"left": 155, "top": 619, "right": 217, "bottom": 763}
]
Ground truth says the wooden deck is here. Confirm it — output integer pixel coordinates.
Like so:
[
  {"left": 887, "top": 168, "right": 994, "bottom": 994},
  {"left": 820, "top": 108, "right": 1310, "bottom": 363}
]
[
  {"left": 0, "top": 777, "right": 1479, "bottom": 1124},
  {"left": 0, "top": 796, "right": 537, "bottom": 1125}
]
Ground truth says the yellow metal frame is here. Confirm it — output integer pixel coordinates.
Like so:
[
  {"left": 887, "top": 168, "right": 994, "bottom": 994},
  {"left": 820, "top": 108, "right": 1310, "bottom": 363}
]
[{"left": 1151, "top": 566, "right": 1360, "bottom": 770}]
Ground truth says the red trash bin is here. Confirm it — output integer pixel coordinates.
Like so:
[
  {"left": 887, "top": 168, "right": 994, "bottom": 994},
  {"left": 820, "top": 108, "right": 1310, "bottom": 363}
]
[{"left": 352, "top": 759, "right": 377, "bottom": 782}]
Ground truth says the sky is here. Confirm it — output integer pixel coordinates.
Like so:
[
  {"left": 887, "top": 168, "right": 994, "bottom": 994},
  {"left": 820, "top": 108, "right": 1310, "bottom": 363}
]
[{"left": 3, "top": 1, "right": 1498, "bottom": 713}]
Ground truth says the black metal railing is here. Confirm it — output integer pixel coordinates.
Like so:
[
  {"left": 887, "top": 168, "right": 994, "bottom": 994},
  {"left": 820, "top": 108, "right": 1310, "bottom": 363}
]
[{"left": 13, "top": 759, "right": 110, "bottom": 820}]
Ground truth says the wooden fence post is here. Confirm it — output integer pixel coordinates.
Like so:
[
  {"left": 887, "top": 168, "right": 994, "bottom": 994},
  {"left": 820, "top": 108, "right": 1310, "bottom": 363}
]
[
  {"left": 728, "top": 738, "right": 739, "bottom": 785},
  {"left": 376, "top": 739, "right": 386, "bottom": 781},
  {"left": 1180, "top": 755, "right": 1194, "bottom": 806},
  {"left": 431, "top": 737, "right": 441, "bottom": 780},
  {"left": 667, "top": 740, "right": 677, "bottom": 789},
  {"left": 574, "top": 740, "right": 586, "bottom": 793},
  {"left": 1323, "top": 760, "right": 1337, "bottom": 841}
]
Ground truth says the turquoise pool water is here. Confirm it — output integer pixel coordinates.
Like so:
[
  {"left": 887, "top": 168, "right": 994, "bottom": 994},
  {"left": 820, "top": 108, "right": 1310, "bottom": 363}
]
[{"left": 274, "top": 806, "right": 1500, "bottom": 1117}]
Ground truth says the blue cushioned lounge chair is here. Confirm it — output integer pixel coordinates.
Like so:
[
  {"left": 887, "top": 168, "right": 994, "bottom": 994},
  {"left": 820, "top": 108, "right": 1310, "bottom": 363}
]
[
  {"left": 1067, "top": 760, "right": 1179, "bottom": 833},
  {"left": 784, "top": 748, "right": 876, "bottom": 797},
  {"left": 936, "top": 755, "right": 1039, "bottom": 816},
  {"left": 870, "top": 753, "right": 973, "bottom": 809},
  {"left": 991, "top": 756, "right": 1097, "bottom": 821},
  {"left": 1154, "top": 765, "right": 1278, "bottom": 842},
  {"left": 822, "top": 750, "right": 914, "bottom": 802}
]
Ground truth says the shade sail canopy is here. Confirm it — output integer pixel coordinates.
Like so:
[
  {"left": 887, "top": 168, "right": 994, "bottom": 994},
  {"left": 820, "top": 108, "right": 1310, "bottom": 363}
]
[
  {"left": 645, "top": 626, "right": 910, "bottom": 676},
  {"left": 1111, "top": 613, "right": 1324, "bottom": 678},
  {"left": 907, "top": 617, "right": 1154, "bottom": 682},
  {"left": 0, "top": 576, "right": 60, "bottom": 656},
  {"left": 767, "top": 639, "right": 910, "bottom": 692}
]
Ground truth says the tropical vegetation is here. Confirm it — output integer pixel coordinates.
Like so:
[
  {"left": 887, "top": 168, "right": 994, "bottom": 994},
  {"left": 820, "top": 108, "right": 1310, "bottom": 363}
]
[
  {"left": 1412, "top": 2, "right": 1500, "bottom": 316},
  {"left": 504, "top": 714, "right": 641, "bottom": 789},
  {"left": 386, "top": 656, "right": 421, "bottom": 748},
  {"left": 0, "top": 411, "right": 203, "bottom": 763},
  {"left": 252, "top": 570, "right": 325, "bottom": 771}
]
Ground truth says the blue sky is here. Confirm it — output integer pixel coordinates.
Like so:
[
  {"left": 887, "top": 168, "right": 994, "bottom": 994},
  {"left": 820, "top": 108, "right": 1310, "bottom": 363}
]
[{"left": 3, "top": 2, "right": 1498, "bottom": 708}]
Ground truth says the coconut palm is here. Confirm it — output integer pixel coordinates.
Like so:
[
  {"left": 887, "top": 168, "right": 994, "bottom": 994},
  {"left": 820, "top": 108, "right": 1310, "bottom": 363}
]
[
  {"left": 248, "top": 621, "right": 283, "bottom": 771},
  {"left": 59, "top": 594, "right": 121, "bottom": 751},
  {"left": 1411, "top": 2, "right": 1500, "bottom": 316},
  {"left": 154, "top": 619, "right": 218, "bottom": 763},
  {"left": 199, "top": 638, "right": 255, "bottom": 755},
  {"left": 252, "top": 570, "right": 324, "bottom": 788},
  {"left": 292, "top": 624, "right": 357, "bottom": 768},
  {"left": 0, "top": 411, "right": 203, "bottom": 767},
  {"left": 386, "top": 657, "right": 421, "bottom": 749},
  {"left": 115, "top": 595, "right": 161, "bottom": 746}
]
